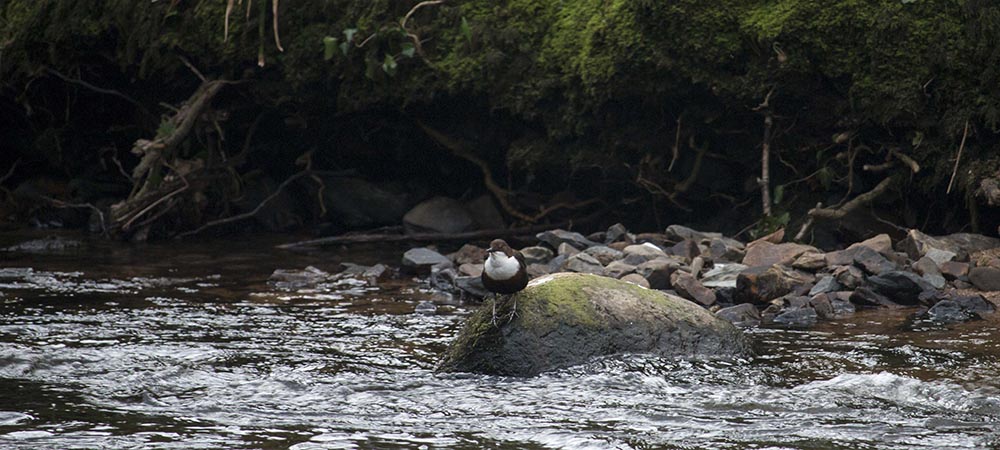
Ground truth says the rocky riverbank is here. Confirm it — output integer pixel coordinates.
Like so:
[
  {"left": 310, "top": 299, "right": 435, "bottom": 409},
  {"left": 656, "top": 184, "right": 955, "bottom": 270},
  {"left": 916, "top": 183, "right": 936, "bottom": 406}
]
[{"left": 400, "top": 224, "right": 1000, "bottom": 328}]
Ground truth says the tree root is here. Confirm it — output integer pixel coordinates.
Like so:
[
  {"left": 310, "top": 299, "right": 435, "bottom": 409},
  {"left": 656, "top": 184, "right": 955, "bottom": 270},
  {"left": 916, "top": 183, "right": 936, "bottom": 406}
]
[{"left": 794, "top": 176, "right": 896, "bottom": 241}]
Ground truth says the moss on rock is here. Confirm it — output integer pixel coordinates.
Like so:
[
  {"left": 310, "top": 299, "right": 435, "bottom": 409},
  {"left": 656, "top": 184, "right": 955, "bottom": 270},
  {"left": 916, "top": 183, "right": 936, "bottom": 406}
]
[{"left": 436, "top": 272, "right": 750, "bottom": 376}]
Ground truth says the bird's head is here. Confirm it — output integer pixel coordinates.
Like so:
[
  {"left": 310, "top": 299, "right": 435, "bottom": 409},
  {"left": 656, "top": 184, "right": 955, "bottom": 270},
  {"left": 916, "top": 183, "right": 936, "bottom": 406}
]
[{"left": 488, "top": 239, "right": 513, "bottom": 257}]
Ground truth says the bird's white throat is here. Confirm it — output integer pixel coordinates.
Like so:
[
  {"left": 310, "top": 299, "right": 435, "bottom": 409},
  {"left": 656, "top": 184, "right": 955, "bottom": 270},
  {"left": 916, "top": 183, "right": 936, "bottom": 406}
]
[{"left": 485, "top": 252, "right": 520, "bottom": 280}]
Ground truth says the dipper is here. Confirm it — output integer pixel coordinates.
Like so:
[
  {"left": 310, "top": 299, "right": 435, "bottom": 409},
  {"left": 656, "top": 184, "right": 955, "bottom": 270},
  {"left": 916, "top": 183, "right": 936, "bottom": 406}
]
[{"left": 481, "top": 239, "right": 528, "bottom": 323}]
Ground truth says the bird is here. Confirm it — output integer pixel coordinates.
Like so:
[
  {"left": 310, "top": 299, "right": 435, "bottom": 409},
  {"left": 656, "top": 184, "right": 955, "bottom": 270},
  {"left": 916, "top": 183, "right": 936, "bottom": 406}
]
[{"left": 481, "top": 238, "right": 528, "bottom": 324}]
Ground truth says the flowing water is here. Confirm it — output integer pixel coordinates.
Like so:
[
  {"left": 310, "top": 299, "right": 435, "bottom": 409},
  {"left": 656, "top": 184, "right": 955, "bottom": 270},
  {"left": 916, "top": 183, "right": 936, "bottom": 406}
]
[{"left": 1, "top": 231, "right": 998, "bottom": 449}]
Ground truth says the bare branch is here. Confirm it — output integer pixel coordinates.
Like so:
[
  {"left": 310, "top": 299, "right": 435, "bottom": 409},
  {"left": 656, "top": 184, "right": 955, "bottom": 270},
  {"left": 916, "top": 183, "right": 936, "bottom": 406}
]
[{"left": 947, "top": 120, "right": 969, "bottom": 194}]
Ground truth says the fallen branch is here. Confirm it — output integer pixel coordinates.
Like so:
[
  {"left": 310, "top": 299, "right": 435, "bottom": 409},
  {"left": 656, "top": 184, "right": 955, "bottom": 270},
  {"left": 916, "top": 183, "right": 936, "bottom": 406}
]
[
  {"left": 40, "top": 195, "right": 107, "bottom": 236},
  {"left": 807, "top": 176, "right": 895, "bottom": 221},
  {"left": 277, "top": 222, "right": 569, "bottom": 249},
  {"left": 947, "top": 120, "right": 969, "bottom": 194},
  {"left": 177, "top": 169, "right": 310, "bottom": 238}
]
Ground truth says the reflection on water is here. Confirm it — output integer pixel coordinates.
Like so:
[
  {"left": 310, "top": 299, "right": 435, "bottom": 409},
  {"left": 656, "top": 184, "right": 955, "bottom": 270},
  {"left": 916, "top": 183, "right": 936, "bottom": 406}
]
[{"left": 1, "top": 231, "right": 999, "bottom": 449}]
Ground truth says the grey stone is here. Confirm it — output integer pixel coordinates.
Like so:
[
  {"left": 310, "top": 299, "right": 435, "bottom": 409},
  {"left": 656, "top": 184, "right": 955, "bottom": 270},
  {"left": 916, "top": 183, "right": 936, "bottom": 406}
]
[
  {"left": 914, "top": 257, "right": 945, "bottom": 289},
  {"left": 557, "top": 242, "right": 581, "bottom": 257},
  {"left": 583, "top": 246, "right": 624, "bottom": 265},
  {"left": 736, "top": 265, "right": 815, "bottom": 305},
  {"left": 667, "top": 239, "right": 701, "bottom": 262},
  {"left": 809, "top": 275, "right": 842, "bottom": 296},
  {"left": 925, "top": 248, "right": 957, "bottom": 266},
  {"left": 414, "top": 301, "right": 438, "bottom": 315},
  {"left": 773, "top": 306, "right": 818, "bottom": 327},
  {"left": 923, "top": 295, "right": 994, "bottom": 324},
  {"left": 792, "top": 252, "right": 827, "bottom": 271},
  {"left": 451, "top": 244, "right": 487, "bottom": 265},
  {"left": 833, "top": 265, "right": 864, "bottom": 290},
  {"left": 436, "top": 273, "right": 751, "bottom": 376},
  {"left": 635, "top": 257, "right": 682, "bottom": 289},
  {"left": 403, "top": 197, "right": 474, "bottom": 233},
  {"left": 850, "top": 286, "right": 901, "bottom": 309},
  {"left": 898, "top": 229, "right": 1000, "bottom": 262},
  {"left": 603, "top": 260, "right": 637, "bottom": 279},
  {"left": 454, "top": 276, "right": 490, "bottom": 298},
  {"left": 562, "top": 253, "right": 604, "bottom": 274},
  {"left": 605, "top": 223, "right": 632, "bottom": 244},
  {"left": 269, "top": 266, "right": 332, "bottom": 290},
  {"left": 852, "top": 246, "right": 898, "bottom": 275},
  {"left": 622, "top": 243, "right": 668, "bottom": 265},
  {"left": 527, "top": 263, "right": 551, "bottom": 278},
  {"left": 716, "top": 303, "right": 761, "bottom": 327},
  {"left": 402, "top": 247, "right": 451, "bottom": 272},
  {"left": 314, "top": 177, "right": 414, "bottom": 229},
  {"left": 665, "top": 224, "right": 723, "bottom": 242},
  {"left": 670, "top": 272, "right": 717, "bottom": 306},
  {"left": 458, "top": 263, "right": 484, "bottom": 277},
  {"left": 939, "top": 261, "right": 969, "bottom": 280},
  {"left": 465, "top": 195, "right": 506, "bottom": 229},
  {"left": 536, "top": 229, "right": 599, "bottom": 250},
  {"left": 866, "top": 271, "right": 934, "bottom": 305},
  {"left": 742, "top": 241, "right": 820, "bottom": 267},
  {"left": 706, "top": 238, "right": 746, "bottom": 263},
  {"left": 621, "top": 273, "right": 650, "bottom": 288},
  {"left": 520, "top": 246, "right": 554, "bottom": 265},
  {"left": 362, "top": 264, "right": 390, "bottom": 286},
  {"left": 969, "top": 267, "right": 1000, "bottom": 291},
  {"left": 701, "top": 263, "right": 748, "bottom": 289}
]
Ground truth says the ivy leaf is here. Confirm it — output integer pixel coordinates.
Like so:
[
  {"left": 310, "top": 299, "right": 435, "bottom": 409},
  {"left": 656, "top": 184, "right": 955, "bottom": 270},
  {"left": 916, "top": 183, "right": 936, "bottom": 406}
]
[
  {"left": 773, "top": 184, "right": 785, "bottom": 205},
  {"left": 322, "top": 36, "right": 338, "bottom": 61},
  {"left": 382, "top": 54, "right": 398, "bottom": 76},
  {"left": 460, "top": 17, "right": 472, "bottom": 45},
  {"left": 339, "top": 41, "right": 349, "bottom": 56},
  {"left": 401, "top": 42, "right": 416, "bottom": 58},
  {"left": 343, "top": 28, "right": 358, "bottom": 43}
]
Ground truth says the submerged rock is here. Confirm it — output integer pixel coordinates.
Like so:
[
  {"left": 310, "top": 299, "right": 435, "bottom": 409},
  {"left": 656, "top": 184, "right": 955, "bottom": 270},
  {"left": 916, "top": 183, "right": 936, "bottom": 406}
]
[
  {"left": 436, "top": 273, "right": 750, "bottom": 376},
  {"left": 402, "top": 247, "right": 450, "bottom": 272}
]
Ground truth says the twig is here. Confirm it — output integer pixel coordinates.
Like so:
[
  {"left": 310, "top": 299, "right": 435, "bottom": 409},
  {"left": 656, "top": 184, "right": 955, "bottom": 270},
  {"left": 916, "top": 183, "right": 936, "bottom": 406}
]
[
  {"left": 947, "top": 120, "right": 969, "bottom": 194},
  {"left": 40, "top": 195, "right": 107, "bottom": 235},
  {"left": 890, "top": 148, "right": 920, "bottom": 174},
  {"left": 668, "top": 114, "right": 682, "bottom": 172},
  {"left": 45, "top": 68, "right": 151, "bottom": 118},
  {"left": 177, "top": 170, "right": 310, "bottom": 238},
  {"left": 178, "top": 55, "right": 207, "bottom": 82}
]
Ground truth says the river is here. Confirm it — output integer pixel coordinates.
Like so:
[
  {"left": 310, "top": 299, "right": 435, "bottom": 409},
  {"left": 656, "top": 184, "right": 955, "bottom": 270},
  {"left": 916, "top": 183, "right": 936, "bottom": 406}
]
[{"left": 1, "top": 231, "right": 998, "bottom": 449}]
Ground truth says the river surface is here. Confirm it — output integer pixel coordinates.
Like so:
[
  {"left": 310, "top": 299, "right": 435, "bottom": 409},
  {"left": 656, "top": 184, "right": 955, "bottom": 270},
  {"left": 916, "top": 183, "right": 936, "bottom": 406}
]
[{"left": 1, "top": 231, "right": 998, "bottom": 449}]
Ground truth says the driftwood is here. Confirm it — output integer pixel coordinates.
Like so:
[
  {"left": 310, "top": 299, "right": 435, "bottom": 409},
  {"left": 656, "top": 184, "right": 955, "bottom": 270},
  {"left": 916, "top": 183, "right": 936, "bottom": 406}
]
[{"left": 276, "top": 222, "right": 572, "bottom": 249}]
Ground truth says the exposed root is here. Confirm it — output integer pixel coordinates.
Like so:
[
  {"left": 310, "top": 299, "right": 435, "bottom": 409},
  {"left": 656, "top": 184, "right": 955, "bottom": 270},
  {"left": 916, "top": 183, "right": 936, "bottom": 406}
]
[
  {"left": 177, "top": 170, "right": 310, "bottom": 238},
  {"left": 795, "top": 176, "right": 896, "bottom": 240}
]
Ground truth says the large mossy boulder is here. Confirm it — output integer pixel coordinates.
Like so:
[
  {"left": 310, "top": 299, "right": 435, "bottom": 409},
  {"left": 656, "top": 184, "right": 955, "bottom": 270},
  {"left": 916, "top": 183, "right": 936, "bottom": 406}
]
[{"left": 436, "top": 273, "right": 750, "bottom": 376}]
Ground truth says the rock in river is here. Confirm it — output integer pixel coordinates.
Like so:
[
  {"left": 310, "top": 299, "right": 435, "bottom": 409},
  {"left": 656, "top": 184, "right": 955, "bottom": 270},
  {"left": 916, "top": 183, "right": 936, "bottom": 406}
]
[{"left": 436, "top": 273, "right": 750, "bottom": 376}]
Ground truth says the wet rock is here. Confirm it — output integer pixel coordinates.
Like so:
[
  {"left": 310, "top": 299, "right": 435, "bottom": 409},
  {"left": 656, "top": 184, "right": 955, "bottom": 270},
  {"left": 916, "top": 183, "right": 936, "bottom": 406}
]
[
  {"left": 605, "top": 223, "right": 633, "bottom": 244},
  {"left": 914, "top": 257, "right": 945, "bottom": 289},
  {"left": 773, "top": 306, "right": 818, "bottom": 327},
  {"left": 622, "top": 243, "right": 668, "bottom": 265},
  {"left": 458, "top": 263, "right": 484, "bottom": 277},
  {"left": 562, "top": 253, "right": 604, "bottom": 275},
  {"left": 403, "top": 197, "right": 474, "bottom": 233},
  {"left": 736, "top": 265, "right": 814, "bottom": 305},
  {"left": 465, "top": 195, "right": 506, "bottom": 230},
  {"left": 670, "top": 272, "right": 716, "bottom": 306},
  {"left": 898, "top": 229, "right": 1000, "bottom": 262},
  {"left": 792, "top": 252, "right": 827, "bottom": 271},
  {"left": 742, "top": 241, "right": 819, "bottom": 267},
  {"left": 557, "top": 242, "right": 581, "bottom": 257},
  {"left": 582, "top": 246, "right": 623, "bottom": 265},
  {"left": 520, "top": 246, "right": 554, "bottom": 265},
  {"left": 603, "top": 260, "right": 637, "bottom": 279},
  {"left": 454, "top": 276, "right": 490, "bottom": 298},
  {"left": 715, "top": 286, "right": 736, "bottom": 304},
  {"left": 536, "top": 229, "right": 599, "bottom": 250},
  {"left": 415, "top": 301, "right": 438, "bottom": 315},
  {"left": 701, "top": 263, "right": 748, "bottom": 289},
  {"left": 667, "top": 239, "right": 701, "bottom": 262},
  {"left": 866, "top": 271, "right": 934, "bottom": 305},
  {"left": 314, "top": 177, "right": 414, "bottom": 229},
  {"left": 429, "top": 265, "right": 458, "bottom": 291},
  {"left": 923, "top": 295, "right": 994, "bottom": 323},
  {"left": 833, "top": 265, "right": 864, "bottom": 290},
  {"left": 969, "top": 267, "right": 1000, "bottom": 291},
  {"left": 809, "top": 275, "right": 842, "bottom": 296},
  {"left": 362, "top": 264, "right": 390, "bottom": 286},
  {"left": 850, "top": 286, "right": 901, "bottom": 308},
  {"left": 635, "top": 257, "right": 683, "bottom": 289},
  {"left": 851, "top": 233, "right": 894, "bottom": 255},
  {"left": 451, "top": 244, "right": 487, "bottom": 265},
  {"left": 851, "top": 247, "right": 898, "bottom": 275},
  {"left": 620, "top": 273, "right": 650, "bottom": 288},
  {"left": 939, "top": 261, "right": 969, "bottom": 280},
  {"left": 3, "top": 236, "right": 82, "bottom": 253},
  {"left": 436, "top": 273, "right": 751, "bottom": 376},
  {"left": 808, "top": 294, "right": 834, "bottom": 319},
  {"left": 715, "top": 303, "right": 761, "bottom": 327},
  {"left": 402, "top": 247, "right": 451, "bottom": 273}
]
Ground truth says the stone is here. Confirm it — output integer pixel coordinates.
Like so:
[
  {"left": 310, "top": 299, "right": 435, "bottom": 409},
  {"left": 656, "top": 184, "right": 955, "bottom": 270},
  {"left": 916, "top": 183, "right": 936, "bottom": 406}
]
[
  {"left": 749, "top": 228, "right": 785, "bottom": 245},
  {"left": 3, "top": 236, "right": 83, "bottom": 253},
  {"left": 851, "top": 246, "right": 898, "bottom": 275},
  {"left": 773, "top": 306, "right": 818, "bottom": 327},
  {"left": 402, "top": 247, "right": 451, "bottom": 272},
  {"left": 622, "top": 243, "right": 668, "bottom": 265},
  {"left": 809, "top": 294, "right": 834, "bottom": 319},
  {"left": 608, "top": 242, "right": 630, "bottom": 251},
  {"left": 923, "top": 295, "right": 995, "bottom": 324},
  {"left": 587, "top": 231, "right": 606, "bottom": 243},
  {"left": 849, "top": 286, "right": 901, "bottom": 309},
  {"left": 314, "top": 177, "right": 414, "bottom": 229},
  {"left": 436, "top": 273, "right": 751, "bottom": 376},
  {"left": 850, "top": 234, "right": 894, "bottom": 255},
  {"left": 897, "top": 229, "right": 1000, "bottom": 262},
  {"left": 527, "top": 263, "right": 551, "bottom": 278},
  {"left": 736, "top": 265, "right": 814, "bottom": 305},
  {"left": 833, "top": 265, "right": 864, "bottom": 290},
  {"left": 635, "top": 233, "right": 670, "bottom": 247},
  {"left": 536, "top": 229, "right": 599, "bottom": 250},
  {"left": 465, "top": 195, "right": 506, "bottom": 229},
  {"left": 670, "top": 272, "right": 717, "bottom": 306},
  {"left": 705, "top": 238, "right": 746, "bottom": 263},
  {"left": 605, "top": 223, "right": 633, "bottom": 244},
  {"left": 742, "top": 241, "right": 820, "bottom": 267},
  {"left": 792, "top": 252, "right": 827, "bottom": 271},
  {"left": 620, "top": 273, "right": 650, "bottom": 288},
  {"left": 557, "top": 242, "right": 580, "bottom": 257},
  {"left": 414, "top": 301, "right": 438, "bottom": 315},
  {"left": 914, "top": 257, "right": 945, "bottom": 289},
  {"left": 939, "top": 261, "right": 969, "bottom": 280},
  {"left": 520, "top": 246, "right": 554, "bottom": 264},
  {"left": 635, "top": 257, "right": 683, "bottom": 289},
  {"left": 268, "top": 266, "right": 332, "bottom": 290},
  {"left": 562, "top": 253, "right": 604, "bottom": 275},
  {"left": 715, "top": 303, "right": 761, "bottom": 327},
  {"left": 970, "top": 248, "right": 1000, "bottom": 268},
  {"left": 969, "top": 267, "right": 1000, "bottom": 291},
  {"left": 925, "top": 248, "right": 957, "bottom": 266},
  {"left": 715, "top": 286, "right": 736, "bottom": 304},
  {"left": 701, "top": 263, "right": 748, "bottom": 289},
  {"left": 668, "top": 239, "right": 701, "bottom": 262},
  {"left": 403, "top": 197, "right": 474, "bottom": 233},
  {"left": 458, "top": 263, "right": 484, "bottom": 277},
  {"left": 362, "top": 264, "right": 390, "bottom": 285},
  {"left": 547, "top": 254, "right": 570, "bottom": 273},
  {"left": 429, "top": 266, "right": 458, "bottom": 291},
  {"left": 451, "top": 244, "right": 487, "bottom": 265},
  {"left": 828, "top": 291, "right": 857, "bottom": 316},
  {"left": 809, "top": 275, "right": 842, "bottom": 296},
  {"left": 866, "top": 271, "right": 934, "bottom": 305},
  {"left": 603, "top": 260, "right": 637, "bottom": 279},
  {"left": 583, "top": 245, "right": 624, "bottom": 265},
  {"left": 454, "top": 276, "right": 490, "bottom": 298}
]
